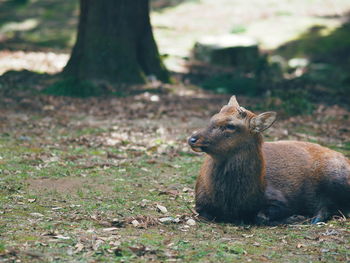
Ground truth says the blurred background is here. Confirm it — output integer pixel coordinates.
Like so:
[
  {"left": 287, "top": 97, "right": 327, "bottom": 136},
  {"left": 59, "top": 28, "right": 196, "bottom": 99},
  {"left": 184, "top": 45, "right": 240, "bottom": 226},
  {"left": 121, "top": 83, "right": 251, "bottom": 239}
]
[{"left": 0, "top": 0, "right": 350, "bottom": 108}]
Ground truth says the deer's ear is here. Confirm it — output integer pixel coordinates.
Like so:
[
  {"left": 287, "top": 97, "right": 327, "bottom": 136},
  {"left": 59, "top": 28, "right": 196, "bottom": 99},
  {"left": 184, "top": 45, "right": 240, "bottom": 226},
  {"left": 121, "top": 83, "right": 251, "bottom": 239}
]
[
  {"left": 250, "top": 112, "right": 277, "bottom": 133},
  {"left": 227, "top": 95, "right": 240, "bottom": 108}
]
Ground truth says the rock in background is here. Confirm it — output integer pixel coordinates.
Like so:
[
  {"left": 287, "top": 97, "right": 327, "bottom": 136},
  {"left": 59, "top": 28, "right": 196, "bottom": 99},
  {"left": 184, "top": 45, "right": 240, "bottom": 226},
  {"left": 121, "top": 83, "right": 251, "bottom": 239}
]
[{"left": 192, "top": 34, "right": 260, "bottom": 70}]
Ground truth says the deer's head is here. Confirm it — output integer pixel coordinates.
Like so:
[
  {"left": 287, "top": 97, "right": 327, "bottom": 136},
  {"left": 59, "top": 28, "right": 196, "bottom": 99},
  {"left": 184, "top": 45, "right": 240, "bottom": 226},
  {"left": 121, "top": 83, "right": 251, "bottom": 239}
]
[{"left": 188, "top": 96, "right": 276, "bottom": 157}]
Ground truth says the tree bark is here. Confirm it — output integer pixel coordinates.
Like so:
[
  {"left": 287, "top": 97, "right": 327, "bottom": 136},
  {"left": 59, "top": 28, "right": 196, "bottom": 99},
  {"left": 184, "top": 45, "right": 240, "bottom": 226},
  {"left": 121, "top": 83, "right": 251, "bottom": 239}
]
[{"left": 63, "top": 0, "right": 169, "bottom": 85}]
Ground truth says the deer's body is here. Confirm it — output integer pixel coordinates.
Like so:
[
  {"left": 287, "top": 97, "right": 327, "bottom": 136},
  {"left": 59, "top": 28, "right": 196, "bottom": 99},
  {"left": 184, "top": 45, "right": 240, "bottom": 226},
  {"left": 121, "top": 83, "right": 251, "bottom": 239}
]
[
  {"left": 263, "top": 141, "right": 350, "bottom": 222},
  {"left": 190, "top": 96, "right": 350, "bottom": 224}
]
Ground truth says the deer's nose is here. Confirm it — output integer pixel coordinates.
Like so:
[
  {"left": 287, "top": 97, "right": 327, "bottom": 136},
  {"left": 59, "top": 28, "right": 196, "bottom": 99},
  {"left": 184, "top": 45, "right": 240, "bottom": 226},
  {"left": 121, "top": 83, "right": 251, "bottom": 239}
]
[{"left": 188, "top": 136, "right": 198, "bottom": 145}]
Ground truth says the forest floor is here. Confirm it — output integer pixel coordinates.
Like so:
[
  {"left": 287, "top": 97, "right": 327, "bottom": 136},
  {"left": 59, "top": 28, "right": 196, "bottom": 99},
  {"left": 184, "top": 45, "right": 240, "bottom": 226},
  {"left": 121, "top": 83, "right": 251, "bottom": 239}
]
[
  {"left": 0, "top": 88, "right": 349, "bottom": 262},
  {"left": 1, "top": 0, "right": 350, "bottom": 262}
]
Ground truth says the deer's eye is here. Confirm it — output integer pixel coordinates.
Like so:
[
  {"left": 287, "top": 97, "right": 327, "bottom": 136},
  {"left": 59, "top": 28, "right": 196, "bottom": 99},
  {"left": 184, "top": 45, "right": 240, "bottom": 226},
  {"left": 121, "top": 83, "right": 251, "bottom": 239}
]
[{"left": 226, "top": 124, "right": 236, "bottom": 130}]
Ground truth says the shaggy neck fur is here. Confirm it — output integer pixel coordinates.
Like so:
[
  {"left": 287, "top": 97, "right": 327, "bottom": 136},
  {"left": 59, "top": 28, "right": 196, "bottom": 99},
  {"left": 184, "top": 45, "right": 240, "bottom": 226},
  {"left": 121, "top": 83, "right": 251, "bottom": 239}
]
[{"left": 209, "top": 136, "right": 266, "bottom": 222}]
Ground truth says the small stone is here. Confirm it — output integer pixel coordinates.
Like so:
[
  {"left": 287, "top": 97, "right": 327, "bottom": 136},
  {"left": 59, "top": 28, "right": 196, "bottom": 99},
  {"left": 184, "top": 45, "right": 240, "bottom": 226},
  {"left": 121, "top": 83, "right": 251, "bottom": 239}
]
[
  {"left": 159, "top": 217, "right": 174, "bottom": 223},
  {"left": 29, "top": 212, "right": 44, "bottom": 217},
  {"left": 156, "top": 204, "right": 168, "bottom": 214},
  {"left": 186, "top": 219, "right": 196, "bottom": 226}
]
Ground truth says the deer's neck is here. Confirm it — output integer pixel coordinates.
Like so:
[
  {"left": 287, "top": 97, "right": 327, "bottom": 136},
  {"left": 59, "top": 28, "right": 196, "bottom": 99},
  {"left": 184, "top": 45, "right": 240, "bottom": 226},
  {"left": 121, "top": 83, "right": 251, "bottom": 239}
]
[{"left": 209, "top": 139, "right": 266, "bottom": 217}]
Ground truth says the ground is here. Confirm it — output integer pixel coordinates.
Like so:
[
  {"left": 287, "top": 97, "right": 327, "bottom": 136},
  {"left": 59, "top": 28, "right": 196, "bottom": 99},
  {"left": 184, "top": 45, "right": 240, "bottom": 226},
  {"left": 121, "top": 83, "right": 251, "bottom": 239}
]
[
  {"left": 1, "top": 0, "right": 350, "bottom": 262},
  {"left": 0, "top": 90, "right": 349, "bottom": 262}
]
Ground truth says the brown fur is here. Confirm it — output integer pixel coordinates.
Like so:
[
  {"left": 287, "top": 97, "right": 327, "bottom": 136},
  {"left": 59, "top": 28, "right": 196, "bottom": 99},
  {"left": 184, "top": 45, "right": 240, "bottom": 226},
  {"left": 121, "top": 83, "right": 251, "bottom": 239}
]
[{"left": 189, "top": 97, "right": 350, "bottom": 224}]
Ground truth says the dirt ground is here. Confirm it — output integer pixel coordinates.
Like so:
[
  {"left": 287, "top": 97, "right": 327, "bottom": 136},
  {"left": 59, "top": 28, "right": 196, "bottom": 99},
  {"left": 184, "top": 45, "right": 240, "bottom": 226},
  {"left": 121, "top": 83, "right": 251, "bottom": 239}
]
[{"left": 0, "top": 87, "right": 349, "bottom": 262}]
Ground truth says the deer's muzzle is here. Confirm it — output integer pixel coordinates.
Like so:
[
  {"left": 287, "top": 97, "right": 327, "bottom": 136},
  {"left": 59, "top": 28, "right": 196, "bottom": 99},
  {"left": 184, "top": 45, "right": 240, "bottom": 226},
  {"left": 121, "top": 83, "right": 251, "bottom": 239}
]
[{"left": 188, "top": 134, "right": 208, "bottom": 152}]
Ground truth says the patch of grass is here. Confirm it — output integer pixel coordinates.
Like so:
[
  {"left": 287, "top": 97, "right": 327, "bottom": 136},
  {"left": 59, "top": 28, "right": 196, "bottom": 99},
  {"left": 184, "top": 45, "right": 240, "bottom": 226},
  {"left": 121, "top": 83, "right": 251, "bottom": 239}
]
[
  {"left": 230, "top": 24, "right": 247, "bottom": 34},
  {"left": 0, "top": 242, "right": 6, "bottom": 254},
  {"left": 328, "top": 142, "right": 350, "bottom": 157},
  {"left": 44, "top": 77, "right": 107, "bottom": 97}
]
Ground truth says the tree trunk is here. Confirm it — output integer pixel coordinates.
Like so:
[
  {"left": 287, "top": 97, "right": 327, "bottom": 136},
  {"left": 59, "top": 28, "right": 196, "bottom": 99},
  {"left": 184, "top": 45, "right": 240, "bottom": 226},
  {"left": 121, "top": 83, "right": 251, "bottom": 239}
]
[{"left": 64, "top": 0, "right": 169, "bottom": 86}]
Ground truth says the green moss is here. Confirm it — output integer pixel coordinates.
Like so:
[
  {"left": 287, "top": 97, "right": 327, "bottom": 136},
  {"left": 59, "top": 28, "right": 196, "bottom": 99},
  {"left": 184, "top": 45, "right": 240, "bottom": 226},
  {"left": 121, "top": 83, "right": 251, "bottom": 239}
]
[
  {"left": 201, "top": 73, "right": 259, "bottom": 95},
  {"left": 44, "top": 77, "right": 106, "bottom": 97}
]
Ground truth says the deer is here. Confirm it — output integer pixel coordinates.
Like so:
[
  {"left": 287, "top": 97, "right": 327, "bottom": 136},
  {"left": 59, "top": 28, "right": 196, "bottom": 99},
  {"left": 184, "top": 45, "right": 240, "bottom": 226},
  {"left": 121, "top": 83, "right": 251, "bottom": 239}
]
[{"left": 188, "top": 96, "right": 350, "bottom": 224}]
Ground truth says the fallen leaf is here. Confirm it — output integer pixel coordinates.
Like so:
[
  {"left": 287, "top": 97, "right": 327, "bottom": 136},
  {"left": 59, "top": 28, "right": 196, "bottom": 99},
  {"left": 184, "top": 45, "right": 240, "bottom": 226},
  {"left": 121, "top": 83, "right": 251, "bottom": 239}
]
[
  {"left": 29, "top": 212, "right": 44, "bottom": 217},
  {"left": 128, "top": 245, "right": 156, "bottom": 256},
  {"left": 131, "top": 220, "right": 140, "bottom": 227},
  {"left": 102, "top": 227, "right": 119, "bottom": 232},
  {"left": 93, "top": 239, "right": 104, "bottom": 251},
  {"left": 159, "top": 189, "right": 179, "bottom": 196},
  {"left": 74, "top": 243, "right": 84, "bottom": 253},
  {"left": 53, "top": 235, "right": 70, "bottom": 240}
]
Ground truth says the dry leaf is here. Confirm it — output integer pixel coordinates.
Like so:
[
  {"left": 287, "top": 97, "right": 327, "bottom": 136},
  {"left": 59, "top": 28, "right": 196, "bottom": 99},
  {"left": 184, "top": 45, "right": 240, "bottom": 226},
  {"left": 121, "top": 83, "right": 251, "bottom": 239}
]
[
  {"left": 93, "top": 240, "right": 104, "bottom": 251},
  {"left": 29, "top": 212, "right": 44, "bottom": 217},
  {"left": 54, "top": 235, "right": 70, "bottom": 240},
  {"left": 131, "top": 220, "right": 140, "bottom": 227},
  {"left": 102, "top": 227, "right": 119, "bottom": 232},
  {"left": 74, "top": 243, "right": 84, "bottom": 253}
]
